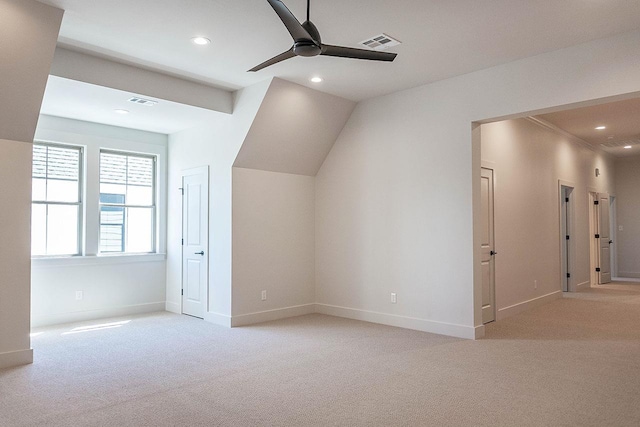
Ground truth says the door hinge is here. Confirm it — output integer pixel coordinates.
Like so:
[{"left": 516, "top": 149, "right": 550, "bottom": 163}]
[
  {"left": 565, "top": 197, "right": 569, "bottom": 203},
  {"left": 595, "top": 234, "right": 600, "bottom": 239},
  {"left": 594, "top": 200, "right": 599, "bottom": 205},
  {"left": 181, "top": 238, "right": 184, "bottom": 246},
  {"left": 181, "top": 289, "right": 184, "bottom": 296},
  {"left": 566, "top": 235, "right": 570, "bottom": 240},
  {"left": 179, "top": 187, "right": 184, "bottom": 196},
  {"left": 567, "top": 273, "right": 571, "bottom": 278},
  {"left": 596, "top": 267, "right": 601, "bottom": 272}
]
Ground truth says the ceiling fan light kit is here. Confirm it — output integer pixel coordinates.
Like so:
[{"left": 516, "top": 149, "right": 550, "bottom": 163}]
[{"left": 249, "top": 0, "right": 398, "bottom": 72}]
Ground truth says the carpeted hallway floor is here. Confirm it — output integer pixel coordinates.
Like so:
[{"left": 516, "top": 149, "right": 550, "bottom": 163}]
[{"left": 2, "top": 282, "right": 640, "bottom": 426}]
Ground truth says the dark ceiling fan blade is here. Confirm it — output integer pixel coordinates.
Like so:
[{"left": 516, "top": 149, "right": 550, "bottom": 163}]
[
  {"left": 321, "top": 44, "right": 397, "bottom": 62},
  {"left": 266, "top": 0, "right": 313, "bottom": 42},
  {"left": 248, "top": 48, "right": 296, "bottom": 72}
]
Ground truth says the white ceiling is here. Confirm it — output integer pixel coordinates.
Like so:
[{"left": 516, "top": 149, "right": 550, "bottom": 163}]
[
  {"left": 41, "top": 76, "right": 223, "bottom": 134},
  {"left": 537, "top": 97, "right": 640, "bottom": 158},
  {"left": 36, "top": 0, "right": 640, "bottom": 102}
]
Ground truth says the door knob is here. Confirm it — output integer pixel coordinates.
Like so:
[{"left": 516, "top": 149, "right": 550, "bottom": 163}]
[
  {"left": 609, "top": 240, "right": 613, "bottom": 244},
  {"left": 490, "top": 250, "right": 497, "bottom": 256},
  {"left": 195, "top": 251, "right": 205, "bottom": 256}
]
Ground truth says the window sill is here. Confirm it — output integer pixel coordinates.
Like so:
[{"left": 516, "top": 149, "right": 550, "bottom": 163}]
[{"left": 31, "top": 253, "right": 166, "bottom": 268}]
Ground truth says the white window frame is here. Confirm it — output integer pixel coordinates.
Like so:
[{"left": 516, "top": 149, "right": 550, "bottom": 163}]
[
  {"left": 31, "top": 115, "right": 168, "bottom": 265},
  {"left": 98, "top": 149, "right": 158, "bottom": 255},
  {"left": 31, "top": 141, "right": 84, "bottom": 257}
]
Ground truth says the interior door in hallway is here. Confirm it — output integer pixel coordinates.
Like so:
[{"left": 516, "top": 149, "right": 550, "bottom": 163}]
[
  {"left": 598, "top": 192, "right": 612, "bottom": 284},
  {"left": 560, "top": 186, "right": 573, "bottom": 292},
  {"left": 481, "top": 168, "right": 496, "bottom": 323},
  {"left": 182, "top": 166, "right": 209, "bottom": 319}
]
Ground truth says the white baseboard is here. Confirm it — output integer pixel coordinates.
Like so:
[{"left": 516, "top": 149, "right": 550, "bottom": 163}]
[
  {"left": 612, "top": 276, "right": 640, "bottom": 283},
  {"left": 575, "top": 281, "right": 591, "bottom": 291},
  {"left": 204, "top": 311, "right": 232, "bottom": 327},
  {"left": 497, "top": 290, "right": 562, "bottom": 321},
  {"left": 315, "top": 303, "right": 478, "bottom": 339},
  {"left": 31, "top": 302, "right": 166, "bottom": 328},
  {"left": 617, "top": 272, "right": 640, "bottom": 279},
  {"left": 165, "top": 301, "right": 181, "bottom": 314},
  {"left": 231, "top": 304, "right": 316, "bottom": 327},
  {"left": 0, "top": 349, "right": 33, "bottom": 369}
]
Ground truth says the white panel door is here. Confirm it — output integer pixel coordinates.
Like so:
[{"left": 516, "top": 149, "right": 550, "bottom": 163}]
[
  {"left": 560, "top": 186, "right": 573, "bottom": 292},
  {"left": 182, "top": 167, "right": 209, "bottom": 319},
  {"left": 598, "top": 193, "right": 612, "bottom": 284},
  {"left": 481, "top": 168, "right": 496, "bottom": 324}
]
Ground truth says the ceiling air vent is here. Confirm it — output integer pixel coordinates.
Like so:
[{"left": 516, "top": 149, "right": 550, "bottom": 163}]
[
  {"left": 359, "top": 33, "right": 401, "bottom": 51},
  {"left": 601, "top": 138, "right": 640, "bottom": 148},
  {"left": 128, "top": 97, "right": 158, "bottom": 107}
]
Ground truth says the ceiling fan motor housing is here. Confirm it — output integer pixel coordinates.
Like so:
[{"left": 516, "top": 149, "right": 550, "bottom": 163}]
[
  {"left": 293, "top": 21, "right": 322, "bottom": 57},
  {"left": 294, "top": 40, "right": 321, "bottom": 57}
]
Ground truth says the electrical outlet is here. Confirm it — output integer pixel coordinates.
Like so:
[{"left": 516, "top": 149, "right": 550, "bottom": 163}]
[
  {"left": 534, "top": 280, "right": 538, "bottom": 290},
  {"left": 391, "top": 293, "right": 397, "bottom": 304},
  {"left": 75, "top": 290, "right": 83, "bottom": 301},
  {"left": 261, "top": 290, "right": 267, "bottom": 301}
]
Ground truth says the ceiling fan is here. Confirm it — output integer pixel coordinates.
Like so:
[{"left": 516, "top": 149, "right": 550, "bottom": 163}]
[{"left": 249, "top": 0, "right": 398, "bottom": 72}]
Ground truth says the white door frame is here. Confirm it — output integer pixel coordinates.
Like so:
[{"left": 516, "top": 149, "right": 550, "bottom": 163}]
[
  {"left": 597, "top": 192, "right": 612, "bottom": 284},
  {"left": 588, "top": 190, "right": 598, "bottom": 286},
  {"left": 609, "top": 195, "right": 618, "bottom": 278},
  {"left": 181, "top": 166, "right": 209, "bottom": 318},
  {"left": 559, "top": 181, "right": 575, "bottom": 292},
  {"left": 480, "top": 164, "right": 496, "bottom": 324}
]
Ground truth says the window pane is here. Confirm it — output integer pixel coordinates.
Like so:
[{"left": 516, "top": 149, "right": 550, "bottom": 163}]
[
  {"left": 32, "top": 144, "right": 81, "bottom": 202},
  {"left": 127, "top": 156, "right": 153, "bottom": 187},
  {"left": 31, "top": 204, "right": 46, "bottom": 256},
  {"left": 100, "top": 183, "right": 126, "bottom": 201},
  {"left": 47, "top": 205, "right": 79, "bottom": 255},
  {"left": 127, "top": 185, "right": 153, "bottom": 206},
  {"left": 32, "top": 145, "right": 47, "bottom": 179},
  {"left": 47, "top": 179, "right": 79, "bottom": 203},
  {"left": 100, "top": 206, "right": 125, "bottom": 253},
  {"left": 126, "top": 208, "right": 153, "bottom": 253},
  {"left": 100, "top": 153, "right": 127, "bottom": 185},
  {"left": 44, "top": 146, "right": 80, "bottom": 203},
  {"left": 32, "top": 178, "right": 46, "bottom": 201}
]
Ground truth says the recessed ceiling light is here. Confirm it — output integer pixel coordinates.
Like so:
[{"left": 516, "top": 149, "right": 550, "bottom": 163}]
[
  {"left": 595, "top": 126, "right": 606, "bottom": 130},
  {"left": 114, "top": 109, "right": 130, "bottom": 115},
  {"left": 192, "top": 37, "right": 211, "bottom": 46},
  {"left": 310, "top": 76, "right": 323, "bottom": 83},
  {"left": 624, "top": 145, "right": 632, "bottom": 149}
]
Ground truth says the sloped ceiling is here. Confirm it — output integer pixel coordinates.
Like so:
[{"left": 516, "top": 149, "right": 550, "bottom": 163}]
[
  {"left": 234, "top": 78, "right": 356, "bottom": 176},
  {"left": 0, "top": 0, "right": 63, "bottom": 143}
]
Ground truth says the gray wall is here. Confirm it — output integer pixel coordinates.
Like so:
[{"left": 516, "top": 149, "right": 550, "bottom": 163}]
[{"left": 615, "top": 156, "right": 640, "bottom": 278}]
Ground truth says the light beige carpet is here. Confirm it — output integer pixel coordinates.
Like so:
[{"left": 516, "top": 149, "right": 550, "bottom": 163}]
[{"left": 1, "top": 282, "right": 640, "bottom": 426}]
